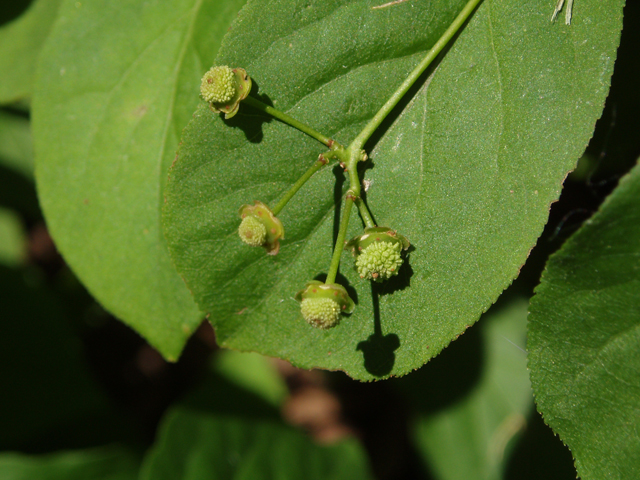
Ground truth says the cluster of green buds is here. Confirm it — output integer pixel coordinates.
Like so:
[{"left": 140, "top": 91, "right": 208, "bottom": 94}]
[
  {"left": 295, "top": 281, "right": 355, "bottom": 329},
  {"left": 200, "top": 65, "right": 411, "bottom": 329},
  {"left": 200, "top": 65, "right": 251, "bottom": 119},
  {"left": 346, "top": 227, "right": 410, "bottom": 282}
]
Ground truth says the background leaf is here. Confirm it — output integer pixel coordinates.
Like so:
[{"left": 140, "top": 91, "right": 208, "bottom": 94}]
[
  {"left": 0, "top": 0, "right": 63, "bottom": 103},
  {"left": 398, "top": 295, "right": 532, "bottom": 480},
  {"left": 0, "top": 447, "right": 139, "bottom": 480},
  {"left": 32, "top": 0, "right": 247, "bottom": 359},
  {"left": 0, "top": 110, "right": 33, "bottom": 178},
  {"left": 164, "top": 0, "right": 624, "bottom": 379},
  {"left": 0, "top": 208, "right": 27, "bottom": 266},
  {"left": 528, "top": 161, "right": 640, "bottom": 480},
  {"left": 139, "top": 368, "right": 374, "bottom": 480}
]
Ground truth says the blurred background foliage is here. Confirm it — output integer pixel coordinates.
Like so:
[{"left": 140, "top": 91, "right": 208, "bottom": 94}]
[{"left": 0, "top": 0, "right": 638, "bottom": 479}]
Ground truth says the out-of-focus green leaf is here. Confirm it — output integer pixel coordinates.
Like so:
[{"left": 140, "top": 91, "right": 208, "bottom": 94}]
[
  {"left": 0, "top": 110, "right": 33, "bottom": 178},
  {"left": 213, "top": 350, "right": 288, "bottom": 407},
  {"left": 397, "top": 296, "right": 532, "bottom": 480},
  {"left": 0, "top": 208, "right": 26, "bottom": 266},
  {"left": 32, "top": 0, "right": 247, "bottom": 360},
  {"left": 0, "top": 0, "right": 63, "bottom": 103},
  {"left": 139, "top": 372, "right": 374, "bottom": 480},
  {"left": 0, "top": 447, "right": 139, "bottom": 480},
  {"left": 163, "top": 0, "right": 624, "bottom": 379},
  {"left": 528, "top": 161, "right": 640, "bottom": 479}
]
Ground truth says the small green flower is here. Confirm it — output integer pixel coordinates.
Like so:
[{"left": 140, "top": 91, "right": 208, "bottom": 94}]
[
  {"left": 238, "top": 201, "right": 284, "bottom": 255},
  {"left": 200, "top": 66, "right": 252, "bottom": 119},
  {"left": 346, "top": 227, "right": 410, "bottom": 282},
  {"left": 295, "top": 281, "right": 355, "bottom": 329}
]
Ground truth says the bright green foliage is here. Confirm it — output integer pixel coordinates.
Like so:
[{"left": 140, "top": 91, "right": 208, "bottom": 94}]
[
  {"left": 139, "top": 370, "right": 374, "bottom": 480},
  {"left": 528, "top": 161, "right": 640, "bottom": 480},
  {"left": 0, "top": 110, "right": 34, "bottom": 178},
  {"left": 0, "top": 208, "right": 26, "bottom": 266},
  {"left": 32, "top": 0, "right": 247, "bottom": 360},
  {"left": 402, "top": 296, "right": 533, "bottom": 480},
  {"left": 0, "top": 448, "right": 139, "bottom": 480},
  {"left": 0, "top": 0, "right": 63, "bottom": 102},
  {"left": 163, "top": 0, "right": 624, "bottom": 379}
]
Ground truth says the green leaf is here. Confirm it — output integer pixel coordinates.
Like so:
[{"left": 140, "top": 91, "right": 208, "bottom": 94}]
[
  {"left": 0, "top": 447, "right": 139, "bottom": 480},
  {"left": 528, "top": 161, "right": 640, "bottom": 480},
  {"left": 139, "top": 372, "right": 374, "bottom": 480},
  {"left": 164, "top": 0, "right": 624, "bottom": 379},
  {"left": 0, "top": 208, "right": 27, "bottom": 266},
  {"left": 32, "top": 0, "right": 247, "bottom": 360},
  {"left": 398, "top": 295, "right": 532, "bottom": 480},
  {"left": 0, "top": 0, "right": 63, "bottom": 103},
  {"left": 0, "top": 110, "right": 34, "bottom": 178}
]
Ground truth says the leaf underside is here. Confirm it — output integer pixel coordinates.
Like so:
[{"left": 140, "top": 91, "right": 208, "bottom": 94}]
[
  {"left": 528, "top": 161, "right": 640, "bottom": 480},
  {"left": 164, "top": 0, "right": 624, "bottom": 379}
]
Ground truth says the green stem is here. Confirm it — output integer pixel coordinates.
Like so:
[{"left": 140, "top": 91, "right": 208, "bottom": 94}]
[
  {"left": 325, "top": 194, "right": 354, "bottom": 284},
  {"left": 349, "top": 0, "right": 484, "bottom": 151},
  {"left": 244, "top": 96, "right": 336, "bottom": 148},
  {"left": 355, "top": 198, "right": 376, "bottom": 228},
  {"left": 272, "top": 156, "right": 329, "bottom": 215}
]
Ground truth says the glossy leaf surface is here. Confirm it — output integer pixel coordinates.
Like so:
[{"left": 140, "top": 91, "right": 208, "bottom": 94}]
[
  {"left": 33, "top": 0, "right": 246, "bottom": 359},
  {"left": 164, "top": 0, "right": 624, "bottom": 379},
  {"left": 528, "top": 161, "right": 640, "bottom": 479}
]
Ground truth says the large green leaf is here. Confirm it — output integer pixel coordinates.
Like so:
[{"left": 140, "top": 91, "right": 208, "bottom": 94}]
[
  {"left": 139, "top": 371, "right": 374, "bottom": 480},
  {"left": 163, "top": 0, "right": 624, "bottom": 379},
  {"left": 0, "top": 0, "right": 63, "bottom": 103},
  {"left": 399, "top": 296, "right": 532, "bottom": 480},
  {"left": 528, "top": 161, "right": 640, "bottom": 479},
  {"left": 0, "top": 448, "right": 139, "bottom": 480},
  {"left": 32, "top": 0, "right": 247, "bottom": 359}
]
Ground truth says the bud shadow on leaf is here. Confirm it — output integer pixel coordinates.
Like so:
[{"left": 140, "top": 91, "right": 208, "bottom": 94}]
[
  {"left": 222, "top": 81, "right": 273, "bottom": 143},
  {"left": 332, "top": 164, "right": 346, "bottom": 245},
  {"left": 356, "top": 283, "right": 401, "bottom": 378}
]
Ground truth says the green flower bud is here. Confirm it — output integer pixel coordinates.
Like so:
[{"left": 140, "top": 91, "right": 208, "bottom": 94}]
[
  {"left": 238, "top": 201, "right": 284, "bottom": 255},
  {"left": 238, "top": 215, "right": 267, "bottom": 247},
  {"left": 346, "top": 227, "right": 410, "bottom": 282},
  {"left": 295, "top": 280, "right": 355, "bottom": 329},
  {"left": 200, "top": 65, "right": 252, "bottom": 119}
]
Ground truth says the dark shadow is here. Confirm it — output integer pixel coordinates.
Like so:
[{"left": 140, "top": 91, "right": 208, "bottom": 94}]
[
  {"left": 222, "top": 80, "right": 273, "bottom": 143},
  {"left": 392, "top": 316, "right": 484, "bottom": 414},
  {"left": 356, "top": 283, "right": 400, "bottom": 377},
  {"left": 0, "top": 0, "right": 32, "bottom": 26},
  {"left": 505, "top": 408, "right": 577, "bottom": 480},
  {"left": 331, "top": 164, "right": 346, "bottom": 244}
]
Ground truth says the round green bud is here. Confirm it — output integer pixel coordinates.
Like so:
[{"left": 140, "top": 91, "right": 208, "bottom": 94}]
[
  {"left": 356, "top": 240, "right": 403, "bottom": 281},
  {"left": 238, "top": 215, "right": 267, "bottom": 247},
  {"left": 295, "top": 280, "right": 355, "bottom": 329},
  {"left": 200, "top": 66, "right": 236, "bottom": 103},
  {"left": 346, "top": 226, "right": 410, "bottom": 283},
  {"left": 200, "top": 66, "right": 252, "bottom": 119},
  {"left": 300, "top": 297, "right": 341, "bottom": 329},
  {"left": 238, "top": 201, "right": 284, "bottom": 255}
]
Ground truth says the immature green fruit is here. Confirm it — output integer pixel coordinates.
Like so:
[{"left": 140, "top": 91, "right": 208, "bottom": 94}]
[
  {"left": 238, "top": 215, "right": 267, "bottom": 247},
  {"left": 238, "top": 201, "right": 284, "bottom": 255},
  {"left": 295, "top": 281, "right": 355, "bottom": 329},
  {"left": 200, "top": 66, "right": 252, "bottom": 119},
  {"left": 346, "top": 227, "right": 410, "bottom": 282}
]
